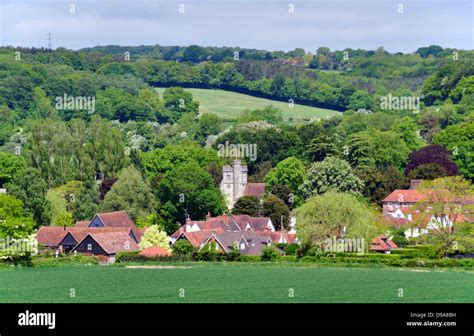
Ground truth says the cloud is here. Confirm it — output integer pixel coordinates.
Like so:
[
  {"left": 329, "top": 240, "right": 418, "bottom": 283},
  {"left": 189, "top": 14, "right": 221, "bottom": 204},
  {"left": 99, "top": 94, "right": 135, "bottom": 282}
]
[{"left": 1, "top": 0, "right": 472, "bottom": 52}]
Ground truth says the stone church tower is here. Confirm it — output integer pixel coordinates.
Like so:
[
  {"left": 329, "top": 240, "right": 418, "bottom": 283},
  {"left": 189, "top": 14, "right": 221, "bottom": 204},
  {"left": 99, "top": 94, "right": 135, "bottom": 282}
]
[{"left": 220, "top": 160, "right": 248, "bottom": 208}]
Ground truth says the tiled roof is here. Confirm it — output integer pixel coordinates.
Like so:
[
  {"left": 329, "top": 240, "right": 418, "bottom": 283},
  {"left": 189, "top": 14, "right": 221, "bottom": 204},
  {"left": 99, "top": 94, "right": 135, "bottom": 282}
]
[
  {"left": 60, "top": 227, "right": 129, "bottom": 245},
  {"left": 86, "top": 211, "right": 142, "bottom": 242},
  {"left": 370, "top": 235, "right": 398, "bottom": 252},
  {"left": 74, "top": 220, "right": 90, "bottom": 227},
  {"left": 139, "top": 246, "right": 172, "bottom": 257},
  {"left": 382, "top": 190, "right": 426, "bottom": 203},
  {"left": 243, "top": 183, "right": 265, "bottom": 197},
  {"left": 77, "top": 231, "right": 140, "bottom": 255},
  {"left": 179, "top": 231, "right": 210, "bottom": 247},
  {"left": 35, "top": 226, "right": 68, "bottom": 247}
]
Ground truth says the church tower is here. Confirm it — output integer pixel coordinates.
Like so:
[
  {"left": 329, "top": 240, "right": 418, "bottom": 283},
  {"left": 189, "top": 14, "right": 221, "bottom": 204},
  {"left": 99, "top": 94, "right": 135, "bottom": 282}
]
[{"left": 220, "top": 160, "right": 248, "bottom": 209}]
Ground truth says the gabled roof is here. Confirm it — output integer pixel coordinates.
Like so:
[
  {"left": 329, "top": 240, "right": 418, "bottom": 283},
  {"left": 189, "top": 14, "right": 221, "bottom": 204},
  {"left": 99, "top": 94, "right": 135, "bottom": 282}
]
[
  {"left": 59, "top": 227, "right": 130, "bottom": 245},
  {"left": 35, "top": 226, "right": 68, "bottom": 247},
  {"left": 243, "top": 183, "right": 265, "bottom": 197},
  {"left": 72, "top": 231, "right": 140, "bottom": 255},
  {"left": 83, "top": 211, "right": 142, "bottom": 242},
  {"left": 383, "top": 190, "right": 426, "bottom": 203},
  {"left": 370, "top": 235, "right": 398, "bottom": 252},
  {"left": 74, "top": 220, "right": 90, "bottom": 227},
  {"left": 178, "top": 231, "right": 211, "bottom": 247}
]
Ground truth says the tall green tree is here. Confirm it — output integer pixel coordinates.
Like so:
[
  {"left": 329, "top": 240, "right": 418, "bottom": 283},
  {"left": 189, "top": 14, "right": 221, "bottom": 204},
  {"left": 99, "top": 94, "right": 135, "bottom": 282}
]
[
  {"left": 294, "top": 192, "right": 378, "bottom": 250},
  {"left": 300, "top": 157, "right": 363, "bottom": 199},
  {"left": 102, "top": 166, "right": 156, "bottom": 220},
  {"left": 7, "top": 168, "right": 49, "bottom": 226}
]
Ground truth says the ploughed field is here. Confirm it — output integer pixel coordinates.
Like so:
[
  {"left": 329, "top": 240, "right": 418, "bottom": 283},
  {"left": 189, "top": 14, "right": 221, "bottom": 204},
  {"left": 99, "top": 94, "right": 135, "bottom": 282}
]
[
  {"left": 0, "top": 263, "right": 472, "bottom": 303},
  {"left": 154, "top": 87, "right": 340, "bottom": 121}
]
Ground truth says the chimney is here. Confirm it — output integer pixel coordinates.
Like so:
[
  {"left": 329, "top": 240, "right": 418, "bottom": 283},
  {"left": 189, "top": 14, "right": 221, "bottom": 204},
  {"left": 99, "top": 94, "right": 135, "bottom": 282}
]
[
  {"left": 63, "top": 225, "right": 66, "bottom": 231},
  {"left": 206, "top": 211, "right": 211, "bottom": 221},
  {"left": 185, "top": 214, "right": 190, "bottom": 224}
]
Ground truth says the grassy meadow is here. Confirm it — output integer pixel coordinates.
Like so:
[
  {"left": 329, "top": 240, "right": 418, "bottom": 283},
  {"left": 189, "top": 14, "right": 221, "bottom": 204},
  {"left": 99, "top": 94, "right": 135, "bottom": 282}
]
[
  {"left": 1, "top": 263, "right": 472, "bottom": 303},
  {"left": 155, "top": 87, "right": 340, "bottom": 122}
]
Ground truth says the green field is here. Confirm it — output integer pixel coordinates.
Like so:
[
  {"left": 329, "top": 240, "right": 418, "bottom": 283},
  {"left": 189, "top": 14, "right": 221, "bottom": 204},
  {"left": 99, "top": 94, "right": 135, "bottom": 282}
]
[
  {"left": 155, "top": 87, "right": 340, "bottom": 121},
  {"left": 1, "top": 263, "right": 472, "bottom": 303}
]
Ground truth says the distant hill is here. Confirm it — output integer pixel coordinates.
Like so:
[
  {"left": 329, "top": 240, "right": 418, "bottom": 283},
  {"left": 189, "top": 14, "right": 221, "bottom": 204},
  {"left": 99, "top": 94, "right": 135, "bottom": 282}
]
[{"left": 155, "top": 87, "right": 340, "bottom": 122}]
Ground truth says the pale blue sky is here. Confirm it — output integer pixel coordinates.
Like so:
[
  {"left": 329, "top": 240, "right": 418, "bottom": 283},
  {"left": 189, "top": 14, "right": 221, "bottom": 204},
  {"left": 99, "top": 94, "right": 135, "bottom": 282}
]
[{"left": 1, "top": 0, "right": 472, "bottom": 53}]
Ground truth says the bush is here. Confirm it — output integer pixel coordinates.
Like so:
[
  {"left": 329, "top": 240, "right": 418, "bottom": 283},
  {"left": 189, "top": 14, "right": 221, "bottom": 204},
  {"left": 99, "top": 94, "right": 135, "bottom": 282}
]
[
  {"left": 275, "top": 243, "right": 299, "bottom": 256},
  {"left": 172, "top": 240, "right": 194, "bottom": 256},
  {"left": 239, "top": 255, "right": 261, "bottom": 262},
  {"left": 115, "top": 251, "right": 192, "bottom": 263},
  {"left": 260, "top": 246, "right": 279, "bottom": 261}
]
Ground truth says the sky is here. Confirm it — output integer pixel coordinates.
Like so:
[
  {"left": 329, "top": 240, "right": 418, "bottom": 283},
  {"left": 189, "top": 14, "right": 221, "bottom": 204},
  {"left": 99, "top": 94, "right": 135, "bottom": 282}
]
[{"left": 0, "top": 0, "right": 472, "bottom": 53}]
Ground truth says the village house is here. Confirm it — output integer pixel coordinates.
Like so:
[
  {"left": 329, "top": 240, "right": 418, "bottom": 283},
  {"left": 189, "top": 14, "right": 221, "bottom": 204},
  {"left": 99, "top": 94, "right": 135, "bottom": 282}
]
[
  {"left": 35, "top": 211, "right": 141, "bottom": 259},
  {"left": 170, "top": 213, "right": 297, "bottom": 255},
  {"left": 381, "top": 180, "right": 472, "bottom": 238},
  {"left": 370, "top": 235, "right": 398, "bottom": 254}
]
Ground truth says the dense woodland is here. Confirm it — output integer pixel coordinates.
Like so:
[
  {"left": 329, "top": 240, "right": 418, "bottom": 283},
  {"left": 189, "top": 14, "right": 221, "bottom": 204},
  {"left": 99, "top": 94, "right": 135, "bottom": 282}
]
[{"left": 0, "top": 44, "right": 472, "bottom": 245}]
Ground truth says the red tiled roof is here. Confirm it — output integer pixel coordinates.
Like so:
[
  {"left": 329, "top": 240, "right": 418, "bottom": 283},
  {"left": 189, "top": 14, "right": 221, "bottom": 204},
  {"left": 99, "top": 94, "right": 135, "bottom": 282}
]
[
  {"left": 74, "top": 220, "right": 90, "bottom": 227},
  {"left": 35, "top": 226, "right": 68, "bottom": 247},
  {"left": 243, "top": 183, "right": 265, "bottom": 197},
  {"left": 179, "top": 231, "right": 210, "bottom": 247},
  {"left": 75, "top": 231, "right": 140, "bottom": 255},
  {"left": 85, "top": 211, "right": 142, "bottom": 242},
  {"left": 139, "top": 246, "right": 172, "bottom": 257},
  {"left": 370, "top": 235, "right": 398, "bottom": 252},
  {"left": 382, "top": 190, "right": 426, "bottom": 203},
  {"left": 60, "top": 227, "right": 130, "bottom": 245}
]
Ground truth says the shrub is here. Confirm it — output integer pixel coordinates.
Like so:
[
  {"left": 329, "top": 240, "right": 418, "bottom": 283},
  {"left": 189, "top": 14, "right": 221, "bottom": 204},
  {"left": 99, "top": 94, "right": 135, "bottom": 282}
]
[
  {"left": 261, "top": 246, "right": 279, "bottom": 261},
  {"left": 172, "top": 240, "right": 194, "bottom": 256}
]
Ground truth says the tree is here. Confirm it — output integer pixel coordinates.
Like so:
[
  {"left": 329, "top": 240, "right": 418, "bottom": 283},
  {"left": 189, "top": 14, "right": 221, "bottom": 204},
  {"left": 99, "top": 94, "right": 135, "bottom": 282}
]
[
  {"left": 294, "top": 192, "right": 378, "bottom": 250},
  {"left": 348, "top": 90, "right": 371, "bottom": 110},
  {"left": 264, "top": 157, "right": 306, "bottom": 200},
  {"left": 114, "top": 99, "right": 156, "bottom": 122},
  {"left": 269, "top": 184, "right": 295, "bottom": 210},
  {"left": 347, "top": 130, "right": 410, "bottom": 170},
  {"left": 172, "top": 239, "right": 194, "bottom": 255},
  {"left": 183, "top": 45, "right": 208, "bottom": 63},
  {"left": 232, "top": 196, "right": 260, "bottom": 216},
  {"left": 407, "top": 163, "right": 448, "bottom": 180},
  {"left": 305, "top": 134, "right": 338, "bottom": 162},
  {"left": 237, "top": 106, "right": 283, "bottom": 125},
  {"left": 139, "top": 225, "right": 171, "bottom": 251},
  {"left": 0, "top": 152, "right": 25, "bottom": 187},
  {"left": 163, "top": 87, "right": 199, "bottom": 122},
  {"left": 72, "top": 179, "right": 100, "bottom": 221},
  {"left": 300, "top": 157, "right": 364, "bottom": 199},
  {"left": 432, "top": 122, "right": 473, "bottom": 181},
  {"left": 262, "top": 195, "right": 290, "bottom": 230},
  {"left": 389, "top": 117, "right": 423, "bottom": 151},
  {"left": 102, "top": 166, "right": 156, "bottom": 221},
  {"left": 404, "top": 144, "right": 458, "bottom": 177},
  {"left": 86, "top": 116, "right": 129, "bottom": 179},
  {"left": 7, "top": 168, "right": 49, "bottom": 226},
  {"left": 157, "top": 161, "right": 226, "bottom": 223},
  {"left": 355, "top": 166, "right": 387, "bottom": 205},
  {"left": 0, "top": 194, "right": 35, "bottom": 238},
  {"left": 413, "top": 176, "right": 473, "bottom": 256},
  {"left": 99, "top": 176, "right": 117, "bottom": 200}
]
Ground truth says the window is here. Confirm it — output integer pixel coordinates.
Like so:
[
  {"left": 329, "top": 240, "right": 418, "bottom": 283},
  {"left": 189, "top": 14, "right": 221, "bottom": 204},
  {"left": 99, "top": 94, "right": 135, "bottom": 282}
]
[
  {"left": 240, "top": 243, "right": 246, "bottom": 250},
  {"left": 87, "top": 243, "right": 92, "bottom": 251}
]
